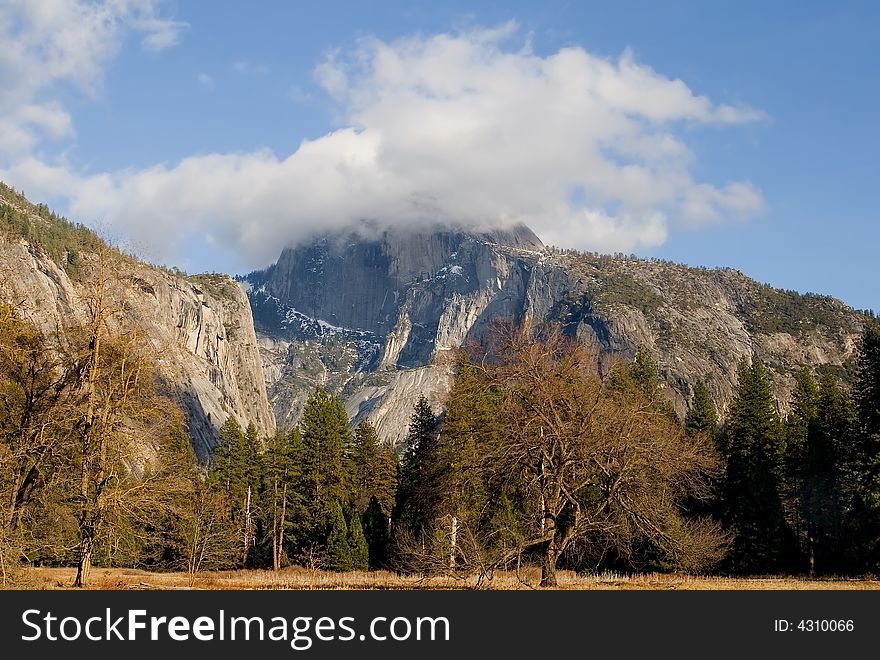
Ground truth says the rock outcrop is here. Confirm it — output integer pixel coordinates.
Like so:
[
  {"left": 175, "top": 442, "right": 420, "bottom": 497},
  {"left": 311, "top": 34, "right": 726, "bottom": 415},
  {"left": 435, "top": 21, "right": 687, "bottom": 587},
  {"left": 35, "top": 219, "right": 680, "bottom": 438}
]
[
  {"left": 0, "top": 185, "right": 275, "bottom": 460},
  {"left": 5, "top": 178, "right": 863, "bottom": 453},
  {"left": 247, "top": 226, "right": 866, "bottom": 444}
]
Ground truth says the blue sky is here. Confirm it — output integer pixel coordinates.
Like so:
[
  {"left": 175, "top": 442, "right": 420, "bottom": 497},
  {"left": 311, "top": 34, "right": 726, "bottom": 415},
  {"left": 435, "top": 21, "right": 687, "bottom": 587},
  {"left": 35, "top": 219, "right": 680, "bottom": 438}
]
[{"left": 1, "top": 1, "right": 877, "bottom": 311}]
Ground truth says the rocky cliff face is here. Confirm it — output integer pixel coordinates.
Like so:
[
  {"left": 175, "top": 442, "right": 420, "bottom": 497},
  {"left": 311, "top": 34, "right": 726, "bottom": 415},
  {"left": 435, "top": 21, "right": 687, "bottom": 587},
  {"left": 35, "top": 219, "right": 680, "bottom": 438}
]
[
  {"left": 245, "top": 225, "right": 542, "bottom": 438},
  {"left": 247, "top": 226, "right": 866, "bottom": 444},
  {"left": 0, "top": 186, "right": 275, "bottom": 460},
  {"left": 550, "top": 253, "right": 863, "bottom": 419}
]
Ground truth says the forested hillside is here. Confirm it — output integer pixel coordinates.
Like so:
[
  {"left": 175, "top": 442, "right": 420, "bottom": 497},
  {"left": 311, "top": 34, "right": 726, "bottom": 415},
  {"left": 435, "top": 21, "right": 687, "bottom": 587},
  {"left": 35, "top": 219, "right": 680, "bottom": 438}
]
[{"left": 2, "top": 185, "right": 878, "bottom": 586}]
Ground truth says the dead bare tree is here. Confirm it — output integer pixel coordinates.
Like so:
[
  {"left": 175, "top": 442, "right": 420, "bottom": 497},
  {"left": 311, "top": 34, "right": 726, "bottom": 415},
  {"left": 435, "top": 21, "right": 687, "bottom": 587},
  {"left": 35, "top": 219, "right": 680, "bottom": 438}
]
[
  {"left": 70, "top": 248, "right": 165, "bottom": 587},
  {"left": 177, "top": 487, "right": 239, "bottom": 585},
  {"left": 488, "top": 323, "right": 724, "bottom": 585},
  {"left": 428, "top": 322, "right": 725, "bottom": 587},
  {"left": 0, "top": 305, "right": 79, "bottom": 539}
]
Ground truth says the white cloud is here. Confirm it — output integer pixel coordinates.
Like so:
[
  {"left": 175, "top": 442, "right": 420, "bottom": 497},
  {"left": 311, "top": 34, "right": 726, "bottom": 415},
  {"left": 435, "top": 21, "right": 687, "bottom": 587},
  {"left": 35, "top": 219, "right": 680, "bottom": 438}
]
[
  {"left": 136, "top": 15, "right": 188, "bottom": 52},
  {"left": 314, "top": 49, "right": 348, "bottom": 98},
  {"left": 0, "top": 0, "right": 185, "bottom": 162},
  {"left": 680, "top": 182, "right": 764, "bottom": 227},
  {"left": 0, "top": 21, "right": 765, "bottom": 271},
  {"left": 197, "top": 73, "right": 215, "bottom": 90},
  {"left": 18, "top": 103, "right": 75, "bottom": 138}
]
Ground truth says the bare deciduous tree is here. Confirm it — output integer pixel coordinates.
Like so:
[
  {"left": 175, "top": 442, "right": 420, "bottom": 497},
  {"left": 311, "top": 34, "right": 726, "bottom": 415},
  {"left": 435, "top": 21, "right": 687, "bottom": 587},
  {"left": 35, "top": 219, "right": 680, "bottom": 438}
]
[
  {"left": 70, "top": 249, "right": 166, "bottom": 587},
  {"left": 0, "top": 304, "right": 78, "bottom": 539},
  {"left": 437, "top": 322, "right": 726, "bottom": 587}
]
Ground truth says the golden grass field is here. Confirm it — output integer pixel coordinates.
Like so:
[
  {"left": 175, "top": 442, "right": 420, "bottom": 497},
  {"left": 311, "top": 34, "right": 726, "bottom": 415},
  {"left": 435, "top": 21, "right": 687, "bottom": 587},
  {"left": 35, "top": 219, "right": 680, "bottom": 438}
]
[{"left": 9, "top": 567, "right": 880, "bottom": 590}]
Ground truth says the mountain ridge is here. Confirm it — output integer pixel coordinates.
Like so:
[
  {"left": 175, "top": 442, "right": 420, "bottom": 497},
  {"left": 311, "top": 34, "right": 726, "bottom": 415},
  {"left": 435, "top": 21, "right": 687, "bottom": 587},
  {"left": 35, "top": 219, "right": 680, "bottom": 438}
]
[
  {"left": 0, "top": 181, "right": 868, "bottom": 452},
  {"left": 245, "top": 225, "right": 867, "bottom": 444}
]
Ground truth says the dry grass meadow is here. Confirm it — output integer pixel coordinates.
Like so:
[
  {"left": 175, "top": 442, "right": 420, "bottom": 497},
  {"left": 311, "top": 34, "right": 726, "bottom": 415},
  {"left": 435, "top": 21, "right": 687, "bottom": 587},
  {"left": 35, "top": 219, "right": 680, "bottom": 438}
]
[{"left": 10, "top": 567, "right": 880, "bottom": 590}]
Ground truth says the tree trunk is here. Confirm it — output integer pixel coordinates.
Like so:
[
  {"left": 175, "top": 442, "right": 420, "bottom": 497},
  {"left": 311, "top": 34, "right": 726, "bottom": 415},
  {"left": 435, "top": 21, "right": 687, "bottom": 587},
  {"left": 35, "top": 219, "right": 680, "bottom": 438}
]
[
  {"left": 242, "top": 485, "right": 252, "bottom": 566},
  {"left": 76, "top": 257, "right": 104, "bottom": 589},
  {"left": 271, "top": 481, "right": 287, "bottom": 572},
  {"left": 8, "top": 463, "right": 38, "bottom": 535},
  {"left": 540, "top": 537, "right": 560, "bottom": 587},
  {"left": 74, "top": 533, "right": 93, "bottom": 587},
  {"left": 4, "top": 471, "right": 22, "bottom": 533},
  {"left": 272, "top": 480, "right": 280, "bottom": 572},
  {"left": 449, "top": 515, "right": 458, "bottom": 569},
  {"left": 277, "top": 483, "right": 287, "bottom": 571},
  {"left": 188, "top": 528, "right": 199, "bottom": 578}
]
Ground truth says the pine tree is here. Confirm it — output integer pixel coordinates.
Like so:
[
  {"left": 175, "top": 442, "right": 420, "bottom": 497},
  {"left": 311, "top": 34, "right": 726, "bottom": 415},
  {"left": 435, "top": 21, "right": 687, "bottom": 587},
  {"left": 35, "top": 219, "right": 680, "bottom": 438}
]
[
  {"left": 376, "top": 445, "right": 398, "bottom": 515},
  {"left": 245, "top": 422, "right": 262, "bottom": 482},
  {"left": 346, "top": 507, "right": 369, "bottom": 571},
  {"left": 210, "top": 417, "right": 248, "bottom": 497},
  {"left": 299, "top": 388, "right": 355, "bottom": 543},
  {"left": 800, "top": 373, "right": 857, "bottom": 574},
  {"left": 855, "top": 324, "right": 880, "bottom": 438},
  {"left": 682, "top": 380, "right": 721, "bottom": 520},
  {"left": 786, "top": 369, "right": 820, "bottom": 464},
  {"left": 350, "top": 419, "right": 397, "bottom": 568},
  {"left": 263, "top": 428, "right": 304, "bottom": 571},
  {"left": 242, "top": 422, "right": 262, "bottom": 563},
  {"left": 851, "top": 323, "right": 880, "bottom": 569},
  {"left": 296, "top": 388, "right": 359, "bottom": 565},
  {"left": 722, "top": 356, "right": 791, "bottom": 574},
  {"left": 362, "top": 496, "right": 390, "bottom": 569},
  {"left": 353, "top": 419, "right": 397, "bottom": 516},
  {"left": 686, "top": 381, "right": 718, "bottom": 439},
  {"left": 630, "top": 345, "right": 661, "bottom": 398},
  {"left": 608, "top": 345, "right": 677, "bottom": 420},
  {"left": 435, "top": 355, "right": 503, "bottom": 566},
  {"left": 208, "top": 417, "right": 261, "bottom": 566},
  {"left": 394, "top": 395, "right": 440, "bottom": 542},
  {"left": 326, "top": 501, "right": 351, "bottom": 571},
  {"left": 783, "top": 368, "right": 820, "bottom": 566}
]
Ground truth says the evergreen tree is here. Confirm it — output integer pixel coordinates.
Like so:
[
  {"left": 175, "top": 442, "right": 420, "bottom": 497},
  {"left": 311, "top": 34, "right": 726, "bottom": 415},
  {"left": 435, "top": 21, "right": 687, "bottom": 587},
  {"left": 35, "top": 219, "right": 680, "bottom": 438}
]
[
  {"left": 630, "top": 345, "right": 661, "bottom": 398},
  {"left": 353, "top": 419, "right": 397, "bottom": 516},
  {"left": 851, "top": 324, "right": 880, "bottom": 569},
  {"left": 351, "top": 419, "right": 397, "bottom": 568},
  {"left": 686, "top": 381, "right": 718, "bottom": 439},
  {"left": 608, "top": 345, "right": 677, "bottom": 420},
  {"left": 785, "top": 369, "right": 820, "bottom": 465},
  {"left": 207, "top": 417, "right": 261, "bottom": 566},
  {"left": 855, "top": 324, "right": 880, "bottom": 438},
  {"left": 262, "top": 428, "right": 304, "bottom": 571},
  {"left": 163, "top": 423, "right": 198, "bottom": 467},
  {"left": 394, "top": 396, "right": 440, "bottom": 542},
  {"left": 325, "top": 501, "right": 351, "bottom": 571},
  {"left": 376, "top": 445, "right": 398, "bottom": 514},
  {"left": 139, "top": 419, "right": 201, "bottom": 570},
  {"left": 783, "top": 368, "right": 820, "bottom": 566},
  {"left": 362, "top": 496, "right": 390, "bottom": 569},
  {"left": 300, "top": 388, "right": 353, "bottom": 531},
  {"left": 245, "top": 422, "right": 262, "bottom": 483},
  {"left": 682, "top": 380, "right": 721, "bottom": 520},
  {"left": 800, "top": 373, "right": 857, "bottom": 574},
  {"left": 209, "top": 417, "right": 248, "bottom": 498},
  {"left": 435, "top": 355, "right": 505, "bottom": 566},
  {"left": 299, "top": 388, "right": 356, "bottom": 546},
  {"left": 722, "top": 356, "right": 791, "bottom": 574},
  {"left": 346, "top": 506, "right": 369, "bottom": 571}
]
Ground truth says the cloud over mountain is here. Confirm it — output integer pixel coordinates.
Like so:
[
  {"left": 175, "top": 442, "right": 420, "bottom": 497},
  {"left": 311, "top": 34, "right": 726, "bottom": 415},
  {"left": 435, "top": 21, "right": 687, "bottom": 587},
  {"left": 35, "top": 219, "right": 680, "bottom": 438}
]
[{"left": 1, "top": 17, "right": 763, "bottom": 270}]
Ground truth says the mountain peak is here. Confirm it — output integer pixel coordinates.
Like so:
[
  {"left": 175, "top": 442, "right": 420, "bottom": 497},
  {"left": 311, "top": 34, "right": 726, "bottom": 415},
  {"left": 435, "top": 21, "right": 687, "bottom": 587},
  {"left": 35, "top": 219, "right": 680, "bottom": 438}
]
[
  {"left": 246, "top": 222, "right": 866, "bottom": 441},
  {"left": 245, "top": 222, "right": 544, "bottom": 338}
]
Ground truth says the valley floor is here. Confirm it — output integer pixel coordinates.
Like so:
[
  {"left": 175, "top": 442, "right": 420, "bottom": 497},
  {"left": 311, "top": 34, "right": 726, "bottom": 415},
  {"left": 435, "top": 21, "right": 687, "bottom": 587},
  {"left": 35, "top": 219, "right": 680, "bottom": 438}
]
[{"left": 10, "top": 567, "right": 880, "bottom": 590}]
